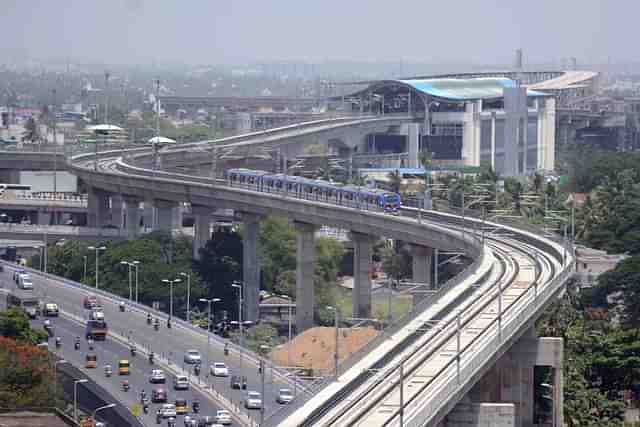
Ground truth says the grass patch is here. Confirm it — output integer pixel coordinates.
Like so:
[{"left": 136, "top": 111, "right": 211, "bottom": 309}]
[{"left": 334, "top": 285, "right": 413, "bottom": 321}]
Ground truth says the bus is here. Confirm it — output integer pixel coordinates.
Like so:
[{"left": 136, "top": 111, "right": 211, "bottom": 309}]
[
  {"left": 85, "top": 319, "right": 108, "bottom": 340},
  {"left": 6, "top": 291, "right": 40, "bottom": 319}
]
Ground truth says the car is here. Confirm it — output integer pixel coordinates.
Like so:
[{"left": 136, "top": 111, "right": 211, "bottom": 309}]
[
  {"left": 230, "top": 375, "right": 247, "bottom": 390},
  {"left": 244, "top": 391, "right": 262, "bottom": 410},
  {"left": 210, "top": 362, "right": 229, "bottom": 377},
  {"left": 18, "top": 274, "right": 33, "bottom": 290},
  {"left": 83, "top": 295, "right": 99, "bottom": 309},
  {"left": 196, "top": 417, "right": 216, "bottom": 427},
  {"left": 13, "top": 268, "right": 25, "bottom": 283},
  {"left": 184, "top": 349, "right": 202, "bottom": 364},
  {"left": 42, "top": 303, "right": 59, "bottom": 317},
  {"left": 276, "top": 388, "right": 294, "bottom": 404},
  {"left": 173, "top": 375, "right": 189, "bottom": 390},
  {"left": 150, "top": 369, "right": 166, "bottom": 383},
  {"left": 151, "top": 388, "right": 167, "bottom": 403},
  {"left": 158, "top": 403, "right": 176, "bottom": 418},
  {"left": 214, "top": 409, "right": 232, "bottom": 425}
]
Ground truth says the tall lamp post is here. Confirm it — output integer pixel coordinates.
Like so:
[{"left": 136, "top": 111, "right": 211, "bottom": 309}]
[
  {"left": 53, "top": 359, "right": 67, "bottom": 409},
  {"left": 279, "top": 294, "right": 294, "bottom": 369},
  {"left": 73, "top": 379, "right": 88, "bottom": 421},
  {"left": 87, "top": 246, "right": 106, "bottom": 289},
  {"left": 120, "top": 260, "right": 134, "bottom": 301},
  {"left": 327, "top": 306, "right": 340, "bottom": 379},
  {"left": 199, "top": 297, "right": 221, "bottom": 377},
  {"left": 132, "top": 260, "right": 140, "bottom": 303},
  {"left": 180, "top": 272, "right": 192, "bottom": 322},
  {"left": 230, "top": 281, "right": 250, "bottom": 374},
  {"left": 82, "top": 255, "right": 87, "bottom": 282},
  {"left": 92, "top": 403, "right": 116, "bottom": 423},
  {"left": 162, "top": 278, "right": 182, "bottom": 328}
]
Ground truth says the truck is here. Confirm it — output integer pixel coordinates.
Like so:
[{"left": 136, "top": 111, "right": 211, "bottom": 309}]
[
  {"left": 85, "top": 319, "right": 108, "bottom": 341},
  {"left": 6, "top": 291, "right": 40, "bottom": 319}
]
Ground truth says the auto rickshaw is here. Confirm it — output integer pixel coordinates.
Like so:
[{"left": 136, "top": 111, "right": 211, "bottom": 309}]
[
  {"left": 118, "top": 359, "right": 130, "bottom": 375},
  {"left": 174, "top": 398, "right": 188, "bottom": 415},
  {"left": 85, "top": 353, "right": 97, "bottom": 369}
]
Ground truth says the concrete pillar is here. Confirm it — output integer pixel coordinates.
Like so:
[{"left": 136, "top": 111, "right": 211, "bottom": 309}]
[
  {"left": 295, "top": 222, "right": 316, "bottom": 332},
  {"left": 123, "top": 196, "right": 141, "bottom": 238},
  {"left": 37, "top": 211, "right": 52, "bottom": 226},
  {"left": 142, "top": 201, "right": 154, "bottom": 230},
  {"left": 406, "top": 123, "right": 420, "bottom": 168},
  {"left": 351, "top": 232, "right": 374, "bottom": 319},
  {"left": 173, "top": 202, "right": 184, "bottom": 229},
  {"left": 465, "top": 328, "right": 563, "bottom": 427},
  {"left": 110, "top": 194, "right": 125, "bottom": 229},
  {"left": 411, "top": 244, "right": 433, "bottom": 287},
  {"left": 155, "top": 199, "right": 178, "bottom": 232},
  {"left": 87, "top": 188, "right": 110, "bottom": 228},
  {"left": 192, "top": 205, "right": 213, "bottom": 260},
  {"left": 242, "top": 213, "right": 261, "bottom": 323}
]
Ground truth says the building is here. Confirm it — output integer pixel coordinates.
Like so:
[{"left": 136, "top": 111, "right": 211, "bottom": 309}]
[{"left": 574, "top": 245, "right": 627, "bottom": 288}]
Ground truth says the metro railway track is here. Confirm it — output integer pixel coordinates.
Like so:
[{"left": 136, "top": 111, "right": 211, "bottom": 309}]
[{"left": 315, "top": 234, "right": 555, "bottom": 427}]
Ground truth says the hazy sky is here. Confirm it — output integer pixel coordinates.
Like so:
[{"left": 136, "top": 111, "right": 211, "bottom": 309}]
[{"left": 0, "top": 0, "right": 632, "bottom": 65}]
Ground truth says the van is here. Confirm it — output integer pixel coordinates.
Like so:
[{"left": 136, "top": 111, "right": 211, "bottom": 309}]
[{"left": 18, "top": 274, "right": 33, "bottom": 290}]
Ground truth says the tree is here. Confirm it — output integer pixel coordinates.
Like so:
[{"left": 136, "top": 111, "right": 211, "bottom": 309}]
[
  {"left": 259, "top": 216, "right": 296, "bottom": 293},
  {"left": 0, "top": 309, "right": 48, "bottom": 345}
]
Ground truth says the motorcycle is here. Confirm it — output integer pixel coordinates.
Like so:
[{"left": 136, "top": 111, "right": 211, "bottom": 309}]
[
  {"left": 142, "top": 402, "right": 149, "bottom": 414},
  {"left": 153, "top": 319, "right": 159, "bottom": 331},
  {"left": 105, "top": 365, "right": 112, "bottom": 377},
  {"left": 130, "top": 346, "right": 136, "bottom": 357},
  {"left": 194, "top": 364, "right": 200, "bottom": 376},
  {"left": 122, "top": 380, "right": 130, "bottom": 392},
  {"left": 192, "top": 401, "right": 200, "bottom": 414},
  {"left": 147, "top": 314, "right": 152, "bottom": 325},
  {"left": 148, "top": 352, "right": 155, "bottom": 365},
  {"left": 119, "top": 302, "right": 125, "bottom": 312},
  {"left": 140, "top": 391, "right": 147, "bottom": 403},
  {"left": 74, "top": 341, "right": 80, "bottom": 351}
]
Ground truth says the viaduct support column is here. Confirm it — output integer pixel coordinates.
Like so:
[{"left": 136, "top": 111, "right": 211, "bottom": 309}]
[
  {"left": 410, "top": 244, "right": 433, "bottom": 290},
  {"left": 123, "top": 196, "right": 141, "bottom": 238},
  {"left": 87, "top": 188, "right": 110, "bottom": 228},
  {"left": 192, "top": 205, "right": 213, "bottom": 260},
  {"left": 155, "top": 200, "right": 178, "bottom": 232},
  {"left": 242, "top": 213, "right": 261, "bottom": 323},
  {"left": 110, "top": 194, "right": 125, "bottom": 229},
  {"left": 406, "top": 123, "right": 420, "bottom": 168},
  {"left": 351, "top": 232, "right": 374, "bottom": 319},
  {"left": 295, "top": 222, "right": 316, "bottom": 332}
]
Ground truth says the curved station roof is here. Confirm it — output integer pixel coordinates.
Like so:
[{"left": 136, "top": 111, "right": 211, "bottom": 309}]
[{"left": 365, "top": 77, "right": 547, "bottom": 101}]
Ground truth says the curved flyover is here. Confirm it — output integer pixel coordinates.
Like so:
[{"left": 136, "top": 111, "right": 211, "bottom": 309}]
[{"left": 64, "top": 116, "right": 573, "bottom": 427}]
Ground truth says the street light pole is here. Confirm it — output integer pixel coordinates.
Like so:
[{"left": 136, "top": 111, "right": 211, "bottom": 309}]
[
  {"left": 180, "top": 272, "right": 192, "bottom": 322},
  {"left": 87, "top": 246, "right": 106, "bottom": 289},
  {"left": 199, "top": 297, "right": 221, "bottom": 376},
  {"left": 92, "top": 403, "right": 116, "bottom": 423},
  {"left": 133, "top": 261, "right": 140, "bottom": 303},
  {"left": 279, "top": 294, "right": 293, "bottom": 369},
  {"left": 328, "top": 306, "right": 339, "bottom": 378},
  {"left": 73, "top": 379, "right": 88, "bottom": 421},
  {"left": 83, "top": 255, "right": 87, "bottom": 282},
  {"left": 53, "top": 359, "right": 67, "bottom": 409},
  {"left": 231, "top": 281, "right": 245, "bottom": 372},
  {"left": 120, "top": 261, "right": 133, "bottom": 301},
  {"left": 162, "top": 278, "right": 182, "bottom": 328}
]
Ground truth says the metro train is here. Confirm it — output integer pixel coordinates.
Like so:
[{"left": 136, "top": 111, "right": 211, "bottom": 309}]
[{"left": 226, "top": 168, "right": 401, "bottom": 214}]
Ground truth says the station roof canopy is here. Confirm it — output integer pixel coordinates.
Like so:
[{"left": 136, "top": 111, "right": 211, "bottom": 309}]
[{"left": 354, "top": 77, "right": 548, "bottom": 101}]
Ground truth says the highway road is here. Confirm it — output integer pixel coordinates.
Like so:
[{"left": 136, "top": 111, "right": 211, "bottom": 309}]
[{"left": 0, "top": 264, "right": 289, "bottom": 426}]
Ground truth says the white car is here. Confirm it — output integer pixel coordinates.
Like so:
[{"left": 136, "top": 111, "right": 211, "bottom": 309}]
[
  {"left": 149, "top": 369, "right": 166, "bottom": 383},
  {"left": 18, "top": 274, "right": 33, "bottom": 290},
  {"left": 158, "top": 403, "right": 176, "bottom": 418},
  {"left": 42, "top": 303, "right": 59, "bottom": 317},
  {"left": 183, "top": 349, "right": 201, "bottom": 364},
  {"left": 244, "top": 391, "right": 262, "bottom": 410},
  {"left": 214, "top": 409, "right": 232, "bottom": 425},
  {"left": 276, "top": 388, "right": 294, "bottom": 404},
  {"left": 210, "top": 362, "right": 229, "bottom": 377},
  {"left": 173, "top": 375, "right": 189, "bottom": 390}
]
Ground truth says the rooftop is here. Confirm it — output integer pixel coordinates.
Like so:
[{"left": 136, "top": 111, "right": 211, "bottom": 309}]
[
  {"left": 398, "top": 77, "right": 547, "bottom": 101},
  {"left": 528, "top": 70, "right": 599, "bottom": 91}
]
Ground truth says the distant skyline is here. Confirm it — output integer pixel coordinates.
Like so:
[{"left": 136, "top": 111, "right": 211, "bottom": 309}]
[{"left": 0, "top": 0, "right": 633, "bottom": 66}]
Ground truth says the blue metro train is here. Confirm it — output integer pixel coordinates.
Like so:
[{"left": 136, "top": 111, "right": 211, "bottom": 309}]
[{"left": 227, "top": 168, "right": 401, "bottom": 214}]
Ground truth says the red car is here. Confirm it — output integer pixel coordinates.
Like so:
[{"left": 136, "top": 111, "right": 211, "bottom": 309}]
[{"left": 84, "top": 295, "right": 99, "bottom": 309}]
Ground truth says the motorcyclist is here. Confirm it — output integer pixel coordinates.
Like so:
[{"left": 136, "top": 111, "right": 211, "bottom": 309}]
[
  {"left": 74, "top": 336, "right": 80, "bottom": 350},
  {"left": 130, "top": 345, "right": 136, "bottom": 356},
  {"left": 119, "top": 301, "right": 125, "bottom": 312},
  {"left": 153, "top": 318, "right": 159, "bottom": 331},
  {"left": 121, "top": 379, "right": 129, "bottom": 391},
  {"left": 224, "top": 343, "right": 229, "bottom": 356},
  {"left": 148, "top": 352, "right": 155, "bottom": 364},
  {"left": 43, "top": 319, "right": 51, "bottom": 328},
  {"left": 147, "top": 313, "right": 152, "bottom": 324},
  {"left": 104, "top": 365, "right": 112, "bottom": 377},
  {"left": 140, "top": 389, "right": 146, "bottom": 402},
  {"left": 55, "top": 337, "right": 61, "bottom": 348},
  {"left": 87, "top": 338, "right": 94, "bottom": 351}
]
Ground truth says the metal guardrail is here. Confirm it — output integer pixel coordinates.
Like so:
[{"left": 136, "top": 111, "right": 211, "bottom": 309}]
[{"left": 0, "top": 223, "right": 128, "bottom": 237}]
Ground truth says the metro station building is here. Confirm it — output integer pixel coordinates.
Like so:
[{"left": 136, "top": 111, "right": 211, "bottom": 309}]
[{"left": 338, "top": 76, "right": 558, "bottom": 177}]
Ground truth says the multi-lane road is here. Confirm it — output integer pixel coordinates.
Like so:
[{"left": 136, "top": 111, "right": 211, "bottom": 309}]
[{"left": 0, "top": 264, "right": 291, "bottom": 426}]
